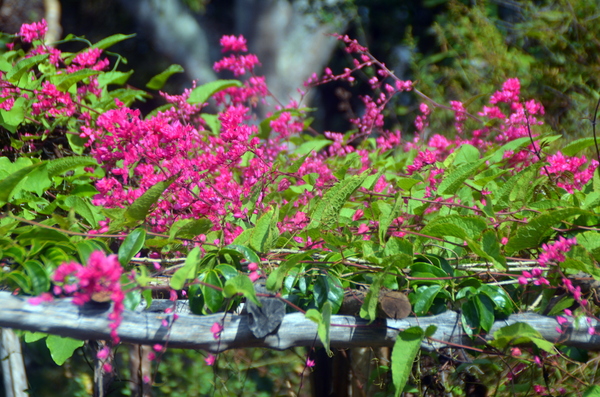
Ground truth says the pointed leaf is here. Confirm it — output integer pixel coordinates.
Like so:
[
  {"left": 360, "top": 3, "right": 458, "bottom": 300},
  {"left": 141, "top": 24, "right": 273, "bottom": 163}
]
[
  {"left": 91, "top": 33, "right": 137, "bottom": 50},
  {"left": 392, "top": 327, "right": 424, "bottom": 396},
  {"left": 309, "top": 170, "right": 370, "bottom": 229},
  {"left": 187, "top": 79, "right": 243, "bottom": 105},
  {"left": 6, "top": 54, "right": 49, "bottom": 82},
  {"left": 118, "top": 228, "right": 146, "bottom": 266},
  {"left": 146, "top": 64, "right": 185, "bottom": 90},
  {"left": 0, "top": 161, "right": 44, "bottom": 203},
  {"left": 54, "top": 69, "right": 100, "bottom": 91},
  {"left": 506, "top": 208, "right": 589, "bottom": 253},
  {"left": 223, "top": 274, "right": 260, "bottom": 306},
  {"left": 125, "top": 175, "right": 177, "bottom": 222},
  {"left": 438, "top": 159, "right": 485, "bottom": 195},
  {"left": 46, "top": 335, "right": 84, "bottom": 365},
  {"left": 170, "top": 247, "right": 201, "bottom": 290},
  {"left": 46, "top": 156, "right": 97, "bottom": 177}
]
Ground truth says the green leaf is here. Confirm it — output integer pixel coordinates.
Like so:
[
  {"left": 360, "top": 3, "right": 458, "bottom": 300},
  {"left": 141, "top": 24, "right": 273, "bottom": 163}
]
[
  {"left": 491, "top": 322, "right": 556, "bottom": 353},
  {"left": 62, "top": 196, "right": 100, "bottom": 228},
  {"left": 170, "top": 247, "right": 201, "bottom": 290},
  {"left": 294, "top": 139, "right": 332, "bottom": 156},
  {"left": 125, "top": 175, "right": 177, "bottom": 222},
  {"left": 123, "top": 289, "right": 142, "bottom": 311},
  {"left": 392, "top": 327, "right": 424, "bottom": 396},
  {"left": 54, "top": 69, "right": 100, "bottom": 91},
  {"left": 46, "top": 335, "right": 84, "bottom": 365},
  {"left": 188, "top": 284, "right": 204, "bottom": 315},
  {"left": 118, "top": 228, "right": 146, "bottom": 266},
  {"left": 76, "top": 240, "right": 106, "bottom": 264},
  {"left": 319, "top": 302, "right": 332, "bottom": 355},
  {"left": 24, "top": 331, "right": 47, "bottom": 343},
  {"left": 313, "top": 274, "right": 344, "bottom": 313},
  {"left": 0, "top": 161, "right": 45, "bottom": 204},
  {"left": 561, "top": 137, "right": 597, "bottom": 156},
  {"left": 478, "top": 284, "right": 513, "bottom": 316},
  {"left": 7, "top": 271, "right": 31, "bottom": 294},
  {"left": 187, "top": 79, "right": 243, "bottom": 104},
  {"left": 505, "top": 208, "right": 589, "bottom": 253},
  {"left": 16, "top": 227, "right": 70, "bottom": 244},
  {"left": 200, "top": 113, "right": 220, "bottom": 134},
  {"left": 360, "top": 274, "right": 383, "bottom": 322},
  {"left": 413, "top": 285, "right": 442, "bottom": 316},
  {"left": 452, "top": 144, "right": 480, "bottom": 165},
  {"left": 309, "top": 170, "right": 370, "bottom": 229},
  {"left": 46, "top": 156, "right": 97, "bottom": 177},
  {"left": 480, "top": 230, "right": 506, "bottom": 270},
  {"left": 169, "top": 218, "right": 212, "bottom": 240},
  {"left": 0, "top": 97, "right": 26, "bottom": 132},
  {"left": 202, "top": 270, "right": 224, "bottom": 313},
  {"left": 461, "top": 299, "right": 479, "bottom": 337},
  {"left": 97, "top": 70, "right": 134, "bottom": 88},
  {"left": 266, "top": 252, "right": 309, "bottom": 291},
  {"left": 23, "top": 260, "right": 50, "bottom": 295},
  {"left": 6, "top": 54, "right": 49, "bottom": 82},
  {"left": 583, "top": 385, "right": 600, "bottom": 397},
  {"left": 250, "top": 207, "right": 279, "bottom": 253},
  {"left": 91, "top": 33, "right": 137, "bottom": 50},
  {"left": 223, "top": 274, "right": 260, "bottom": 306},
  {"left": 286, "top": 152, "right": 312, "bottom": 174},
  {"left": 379, "top": 192, "right": 405, "bottom": 245},
  {"left": 146, "top": 64, "right": 185, "bottom": 90},
  {"left": 475, "top": 295, "right": 494, "bottom": 332},
  {"left": 437, "top": 158, "right": 485, "bottom": 195},
  {"left": 305, "top": 305, "right": 332, "bottom": 356},
  {"left": 224, "top": 244, "right": 261, "bottom": 265}
]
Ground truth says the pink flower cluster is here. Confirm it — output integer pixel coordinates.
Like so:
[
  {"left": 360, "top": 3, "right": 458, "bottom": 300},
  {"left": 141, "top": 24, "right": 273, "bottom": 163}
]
[
  {"left": 52, "top": 251, "right": 124, "bottom": 343},
  {"left": 543, "top": 152, "right": 599, "bottom": 193},
  {"left": 31, "top": 81, "right": 76, "bottom": 118},
  {"left": 538, "top": 236, "right": 576, "bottom": 267},
  {"left": 78, "top": 36, "right": 314, "bottom": 243},
  {"left": 18, "top": 19, "right": 48, "bottom": 43}
]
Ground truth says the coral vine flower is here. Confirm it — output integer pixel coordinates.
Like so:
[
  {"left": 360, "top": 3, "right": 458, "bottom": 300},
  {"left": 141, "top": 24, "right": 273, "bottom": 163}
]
[
  {"left": 220, "top": 35, "right": 248, "bottom": 52},
  {"left": 52, "top": 251, "right": 124, "bottom": 343},
  {"left": 18, "top": 19, "right": 47, "bottom": 43}
]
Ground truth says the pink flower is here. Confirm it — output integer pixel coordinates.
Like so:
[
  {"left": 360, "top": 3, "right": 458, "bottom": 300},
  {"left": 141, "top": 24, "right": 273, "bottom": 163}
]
[
  {"left": 204, "top": 354, "right": 216, "bottom": 366},
  {"left": 220, "top": 35, "right": 248, "bottom": 52},
  {"left": 28, "top": 292, "right": 53, "bottom": 305},
  {"left": 556, "top": 316, "right": 568, "bottom": 326},
  {"left": 52, "top": 251, "right": 124, "bottom": 344},
  {"left": 143, "top": 375, "right": 151, "bottom": 384},
  {"left": 511, "top": 347, "right": 521, "bottom": 357},
  {"left": 103, "top": 363, "right": 113, "bottom": 373},
  {"left": 248, "top": 262, "right": 258, "bottom": 271},
  {"left": 147, "top": 352, "right": 156, "bottom": 361},
  {"left": 153, "top": 344, "right": 163, "bottom": 352},
  {"left": 97, "top": 346, "right": 110, "bottom": 360},
  {"left": 357, "top": 223, "right": 369, "bottom": 234},
  {"left": 18, "top": 19, "right": 48, "bottom": 43},
  {"left": 211, "top": 322, "right": 223, "bottom": 339},
  {"left": 306, "top": 358, "right": 315, "bottom": 368},
  {"left": 352, "top": 209, "right": 364, "bottom": 221},
  {"left": 249, "top": 271, "right": 260, "bottom": 282}
]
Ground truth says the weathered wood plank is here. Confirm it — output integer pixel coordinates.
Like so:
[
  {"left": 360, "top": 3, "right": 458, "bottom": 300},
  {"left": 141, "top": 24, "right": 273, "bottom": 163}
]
[{"left": 0, "top": 292, "right": 598, "bottom": 352}]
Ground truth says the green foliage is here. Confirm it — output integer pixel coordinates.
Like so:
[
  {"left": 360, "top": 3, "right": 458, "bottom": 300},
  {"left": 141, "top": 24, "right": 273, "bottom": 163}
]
[
  {"left": 409, "top": 0, "right": 600, "bottom": 139},
  {"left": 1, "top": 16, "right": 600, "bottom": 397}
]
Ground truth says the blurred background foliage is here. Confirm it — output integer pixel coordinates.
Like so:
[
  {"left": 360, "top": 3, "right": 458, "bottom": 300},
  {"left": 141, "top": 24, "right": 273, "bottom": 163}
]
[{"left": 2, "top": 0, "right": 600, "bottom": 395}]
